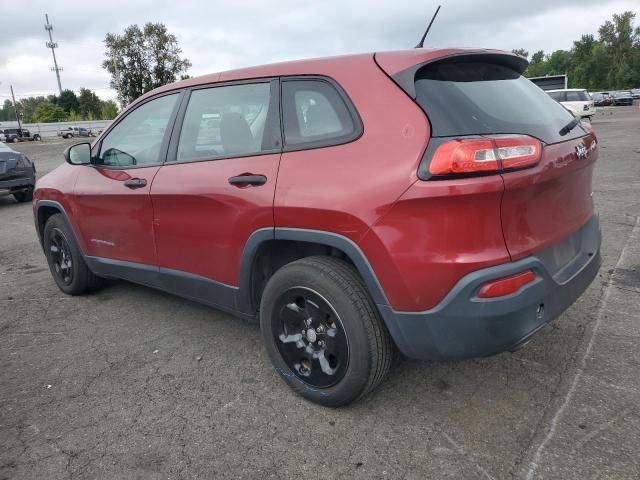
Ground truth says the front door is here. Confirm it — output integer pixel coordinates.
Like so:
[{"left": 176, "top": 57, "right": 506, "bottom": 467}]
[
  {"left": 151, "top": 81, "right": 281, "bottom": 290},
  {"left": 73, "top": 92, "right": 181, "bottom": 266}
]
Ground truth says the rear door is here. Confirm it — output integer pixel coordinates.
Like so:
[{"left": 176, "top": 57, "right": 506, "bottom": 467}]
[
  {"left": 73, "top": 92, "right": 181, "bottom": 265},
  {"left": 150, "top": 80, "right": 281, "bottom": 288}
]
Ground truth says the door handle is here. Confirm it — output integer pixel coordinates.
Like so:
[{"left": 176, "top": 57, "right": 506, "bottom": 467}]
[
  {"left": 228, "top": 174, "right": 267, "bottom": 187},
  {"left": 124, "top": 178, "right": 147, "bottom": 189}
]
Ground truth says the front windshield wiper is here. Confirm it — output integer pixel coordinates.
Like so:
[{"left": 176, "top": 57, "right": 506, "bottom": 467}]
[{"left": 559, "top": 117, "right": 580, "bottom": 136}]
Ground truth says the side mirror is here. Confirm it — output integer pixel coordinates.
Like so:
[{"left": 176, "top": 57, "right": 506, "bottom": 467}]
[{"left": 64, "top": 142, "right": 92, "bottom": 165}]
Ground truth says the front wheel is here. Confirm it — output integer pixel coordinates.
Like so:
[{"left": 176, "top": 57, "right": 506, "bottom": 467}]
[
  {"left": 260, "top": 256, "right": 393, "bottom": 407},
  {"left": 33, "top": 134, "right": 41, "bottom": 141},
  {"left": 12, "top": 137, "right": 18, "bottom": 143},
  {"left": 43, "top": 214, "right": 103, "bottom": 295}
]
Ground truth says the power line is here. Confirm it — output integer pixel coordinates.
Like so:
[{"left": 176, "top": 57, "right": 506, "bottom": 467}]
[{"left": 44, "top": 13, "right": 63, "bottom": 94}]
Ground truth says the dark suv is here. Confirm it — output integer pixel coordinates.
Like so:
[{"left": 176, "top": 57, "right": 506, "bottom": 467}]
[
  {"left": 1, "top": 128, "right": 41, "bottom": 143},
  {"left": 33, "top": 48, "right": 600, "bottom": 406},
  {"left": 0, "top": 141, "right": 36, "bottom": 202}
]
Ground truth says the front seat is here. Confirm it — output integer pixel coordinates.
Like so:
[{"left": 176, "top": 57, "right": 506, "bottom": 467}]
[{"left": 220, "top": 112, "right": 254, "bottom": 155}]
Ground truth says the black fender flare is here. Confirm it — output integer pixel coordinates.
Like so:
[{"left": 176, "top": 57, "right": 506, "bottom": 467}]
[
  {"left": 34, "top": 200, "right": 80, "bottom": 252},
  {"left": 236, "top": 227, "right": 390, "bottom": 314}
]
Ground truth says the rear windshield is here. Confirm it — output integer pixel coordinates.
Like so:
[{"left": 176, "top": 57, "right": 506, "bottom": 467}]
[
  {"left": 565, "top": 91, "right": 590, "bottom": 101},
  {"left": 414, "top": 61, "right": 586, "bottom": 144}
]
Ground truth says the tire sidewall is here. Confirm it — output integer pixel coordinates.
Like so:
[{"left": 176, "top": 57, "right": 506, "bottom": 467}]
[
  {"left": 260, "top": 262, "right": 374, "bottom": 406},
  {"left": 43, "top": 215, "right": 85, "bottom": 294}
]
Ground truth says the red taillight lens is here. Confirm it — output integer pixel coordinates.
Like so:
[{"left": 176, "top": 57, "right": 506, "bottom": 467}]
[
  {"left": 429, "top": 139, "right": 498, "bottom": 175},
  {"left": 429, "top": 136, "right": 542, "bottom": 176},
  {"left": 478, "top": 270, "right": 536, "bottom": 298}
]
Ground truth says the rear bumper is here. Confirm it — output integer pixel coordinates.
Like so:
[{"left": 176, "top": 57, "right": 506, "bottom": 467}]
[
  {"left": 0, "top": 175, "right": 35, "bottom": 193},
  {"left": 379, "top": 215, "right": 601, "bottom": 360}
]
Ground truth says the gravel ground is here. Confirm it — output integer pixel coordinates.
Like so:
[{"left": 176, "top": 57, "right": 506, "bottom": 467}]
[{"left": 1, "top": 106, "right": 639, "bottom": 479}]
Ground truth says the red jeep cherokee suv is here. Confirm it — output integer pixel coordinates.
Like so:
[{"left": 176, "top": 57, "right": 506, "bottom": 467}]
[{"left": 34, "top": 49, "right": 601, "bottom": 406}]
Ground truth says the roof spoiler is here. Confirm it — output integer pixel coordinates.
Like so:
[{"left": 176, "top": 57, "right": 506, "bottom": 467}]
[{"left": 388, "top": 52, "right": 529, "bottom": 99}]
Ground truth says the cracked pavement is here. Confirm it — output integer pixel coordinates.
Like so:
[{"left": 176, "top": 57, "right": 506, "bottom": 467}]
[{"left": 1, "top": 106, "right": 639, "bottom": 479}]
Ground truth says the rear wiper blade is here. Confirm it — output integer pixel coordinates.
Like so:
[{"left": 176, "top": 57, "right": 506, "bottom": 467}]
[{"left": 559, "top": 117, "right": 580, "bottom": 136}]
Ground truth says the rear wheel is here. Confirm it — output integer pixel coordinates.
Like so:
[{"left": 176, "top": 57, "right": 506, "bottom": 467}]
[
  {"left": 13, "top": 189, "right": 33, "bottom": 203},
  {"left": 43, "top": 214, "right": 103, "bottom": 295},
  {"left": 33, "top": 134, "right": 41, "bottom": 141},
  {"left": 260, "top": 256, "right": 393, "bottom": 407},
  {"left": 12, "top": 137, "right": 18, "bottom": 143}
]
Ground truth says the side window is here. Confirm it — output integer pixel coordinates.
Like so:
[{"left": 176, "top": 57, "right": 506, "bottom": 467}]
[
  {"left": 548, "top": 91, "right": 565, "bottom": 102},
  {"left": 97, "top": 93, "right": 179, "bottom": 167},
  {"left": 281, "top": 79, "right": 359, "bottom": 148},
  {"left": 565, "top": 91, "right": 582, "bottom": 101},
  {"left": 176, "top": 82, "right": 274, "bottom": 162}
]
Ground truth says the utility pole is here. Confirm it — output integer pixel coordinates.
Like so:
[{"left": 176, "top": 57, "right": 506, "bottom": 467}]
[
  {"left": 10, "top": 86, "right": 22, "bottom": 132},
  {"left": 44, "top": 13, "right": 63, "bottom": 94}
]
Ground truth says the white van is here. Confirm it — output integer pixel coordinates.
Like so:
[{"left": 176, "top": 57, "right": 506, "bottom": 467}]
[{"left": 547, "top": 89, "right": 596, "bottom": 119}]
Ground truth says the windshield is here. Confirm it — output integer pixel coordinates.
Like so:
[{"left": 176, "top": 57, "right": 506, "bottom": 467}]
[
  {"left": 414, "top": 61, "right": 586, "bottom": 144},
  {"left": 565, "top": 91, "right": 590, "bottom": 101}
]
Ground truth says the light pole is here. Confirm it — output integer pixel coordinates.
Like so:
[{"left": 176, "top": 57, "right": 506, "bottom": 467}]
[{"left": 10, "top": 85, "right": 22, "bottom": 132}]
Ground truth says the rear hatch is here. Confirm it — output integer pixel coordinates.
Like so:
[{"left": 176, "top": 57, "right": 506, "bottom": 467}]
[
  {"left": 380, "top": 52, "right": 597, "bottom": 260},
  {"left": 0, "top": 149, "right": 21, "bottom": 178}
]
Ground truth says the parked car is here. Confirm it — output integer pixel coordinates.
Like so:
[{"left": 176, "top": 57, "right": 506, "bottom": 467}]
[
  {"left": 1, "top": 128, "right": 41, "bottom": 143},
  {"left": 0, "top": 141, "right": 36, "bottom": 202},
  {"left": 33, "top": 48, "right": 601, "bottom": 406},
  {"left": 613, "top": 91, "right": 634, "bottom": 106},
  {"left": 546, "top": 89, "right": 596, "bottom": 118},
  {"left": 57, "top": 126, "right": 94, "bottom": 139},
  {"left": 590, "top": 92, "right": 613, "bottom": 107}
]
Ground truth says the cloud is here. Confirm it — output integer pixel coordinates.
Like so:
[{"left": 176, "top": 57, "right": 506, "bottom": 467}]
[{"left": 0, "top": 0, "right": 637, "bottom": 101}]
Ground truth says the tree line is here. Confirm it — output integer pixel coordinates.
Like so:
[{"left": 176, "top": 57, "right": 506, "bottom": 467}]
[
  {"left": 513, "top": 11, "right": 640, "bottom": 90},
  {"left": 0, "top": 88, "right": 119, "bottom": 124}
]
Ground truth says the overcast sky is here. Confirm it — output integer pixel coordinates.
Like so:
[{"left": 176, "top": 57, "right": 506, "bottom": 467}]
[{"left": 1, "top": 0, "right": 637, "bottom": 102}]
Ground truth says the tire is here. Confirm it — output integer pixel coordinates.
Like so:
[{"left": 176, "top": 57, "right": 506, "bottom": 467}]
[
  {"left": 43, "top": 214, "right": 103, "bottom": 295},
  {"left": 33, "top": 134, "right": 41, "bottom": 141},
  {"left": 13, "top": 189, "right": 33, "bottom": 203},
  {"left": 12, "top": 137, "right": 18, "bottom": 143},
  {"left": 260, "top": 256, "right": 393, "bottom": 407}
]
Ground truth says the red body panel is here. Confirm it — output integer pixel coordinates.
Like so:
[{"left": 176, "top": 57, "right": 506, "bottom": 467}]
[
  {"left": 72, "top": 166, "right": 159, "bottom": 265},
  {"left": 500, "top": 135, "right": 597, "bottom": 260},
  {"left": 361, "top": 175, "right": 510, "bottom": 311},
  {"left": 274, "top": 55, "right": 429, "bottom": 242},
  {"left": 150, "top": 155, "right": 280, "bottom": 285}
]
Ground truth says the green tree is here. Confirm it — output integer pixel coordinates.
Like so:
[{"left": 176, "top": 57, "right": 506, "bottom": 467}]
[
  {"left": 598, "top": 11, "right": 640, "bottom": 88},
  {"left": 17, "top": 97, "right": 47, "bottom": 123},
  {"left": 58, "top": 90, "right": 80, "bottom": 115},
  {"left": 0, "top": 99, "right": 14, "bottom": 121},
  {"left": 102, "top": 22, "right": 191, "bottom": 105},
  {"left": 100, "top": 100, "right": 119, "bottom": 119},
  {"left": 526, "top": 50, "right": 547, "bottom": 77},
  {"left": 33, "top": 101, "right": 67, "bottom": 122},
  {"left": 522, "top": 11, "right": 640, "bottom": 90},
  {"left": 511, "top": 48, "right": 529, "bottom": 59},
  {"left": 78, "top": 88, "right": 102, "bottom": 119},
  {"left": 545, "top": 50, "right": 571, "bottom": 75}
]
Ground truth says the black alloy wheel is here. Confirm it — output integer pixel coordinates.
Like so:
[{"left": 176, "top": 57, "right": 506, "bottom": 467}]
[
  {"left": 48, "top": 228, "right": 74, "bottom": 286},
  {"left": 272, "top": 287, "right": 349, "bottom": 388}
]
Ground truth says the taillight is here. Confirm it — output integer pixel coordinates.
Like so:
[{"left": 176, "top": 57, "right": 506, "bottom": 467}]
[
  {"left": 429, "top": 135, "right": 542, "bottom": 176},
  {"left": 478, "top": 270, "right": 536, "bottom": 298}
]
